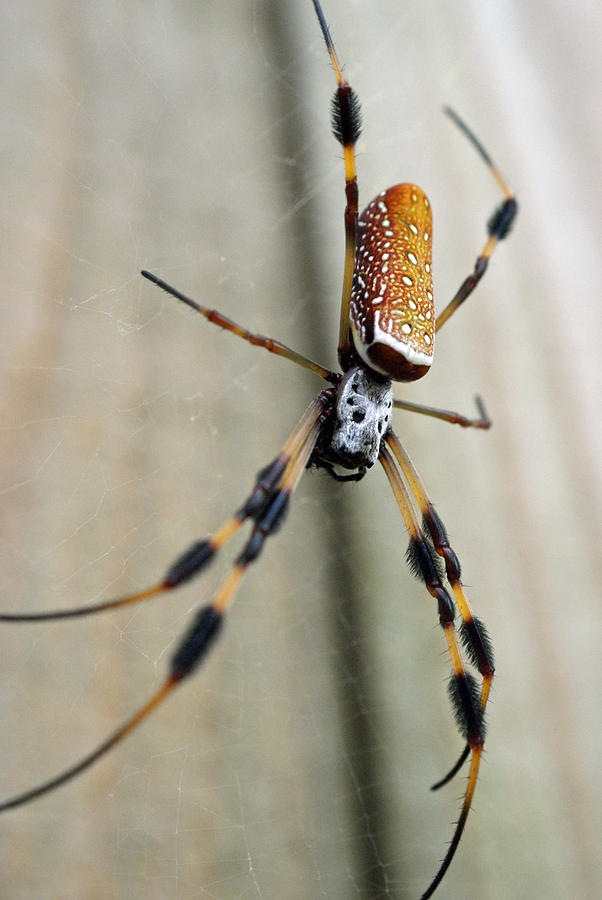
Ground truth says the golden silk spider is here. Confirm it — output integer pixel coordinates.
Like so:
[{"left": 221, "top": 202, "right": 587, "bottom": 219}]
[{"left": 0, "top": 1, "right": 517, "bottom": 896}]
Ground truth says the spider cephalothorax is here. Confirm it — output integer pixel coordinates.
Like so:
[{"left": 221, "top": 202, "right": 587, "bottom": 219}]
[
  {"left": 330, "top": 365, "right": 393, "bottom": 468},
  {"left": 0, "top": 2, "right": 516, "bottom": 896},
  {"left": 313, "top": 366, "right": 393, "bottom": 475}
]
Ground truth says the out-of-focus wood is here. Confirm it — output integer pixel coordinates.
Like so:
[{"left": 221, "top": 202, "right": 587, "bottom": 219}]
[{"left": 0, "top": 2, "right": 599, "bottom": 898}]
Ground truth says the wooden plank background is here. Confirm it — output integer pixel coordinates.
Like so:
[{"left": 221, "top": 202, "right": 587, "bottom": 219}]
[{"left": 0, "top": 1, "right": 599, "bottom": 898}]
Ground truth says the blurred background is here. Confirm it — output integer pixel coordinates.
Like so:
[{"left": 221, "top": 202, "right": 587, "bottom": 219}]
[{"left": 0, "top": 1, "right": 599, "bottom": 898}]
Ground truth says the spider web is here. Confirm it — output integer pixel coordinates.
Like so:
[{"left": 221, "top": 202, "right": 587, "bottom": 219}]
[{"left": 1, "top": 1, "right": 600, "bottom": 899}]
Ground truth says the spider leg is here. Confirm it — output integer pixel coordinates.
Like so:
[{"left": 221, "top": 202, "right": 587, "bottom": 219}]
[
  {"left": 0, "top": 677, "right": 177, "bottom": 812},
  {"left": 384, "top": 418, "right": 494, "bottom": 791},
  {"left": 141, "top": 270, "right": 336, "bottom": 383},
  {"left": 436, "top": 108, "right": 517, "bottom": 332},
  {"left": 385, "top": 431, "right": 494, "bottom": 718},
  {"left": 0, "top": 396, "right": 328, "bottom": 622},
  {"left": 393, "top": 394, "right": 491, "bottom": 429},
  {"left": 312, "top": 0, "right": 362, "bottom": 369},
  {"left": 386, "top": 431, "right": 494, "bottom": 792},
  {"left": 0, "top": 396, "right": 326, "bottom": 812},
  {"left": 430, "top": 744, "right": 471, "bottom": 791},
  {"left": 379, "top": 439, "right": 487, "bottom": 898}
]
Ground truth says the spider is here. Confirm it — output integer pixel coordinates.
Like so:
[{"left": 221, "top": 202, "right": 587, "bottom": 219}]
[{"left": 0, "top": 2, "right": 517, "bottom": 896}]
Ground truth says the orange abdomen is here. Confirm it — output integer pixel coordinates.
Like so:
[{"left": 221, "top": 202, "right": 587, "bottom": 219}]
[{"left": 350, "top": 184, "right": 434, "bottom": 382}]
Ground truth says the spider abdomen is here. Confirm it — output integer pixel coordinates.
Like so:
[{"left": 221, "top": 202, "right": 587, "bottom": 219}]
[{"left": 350, "top": 184, "right": 434, "bottom": 382}]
